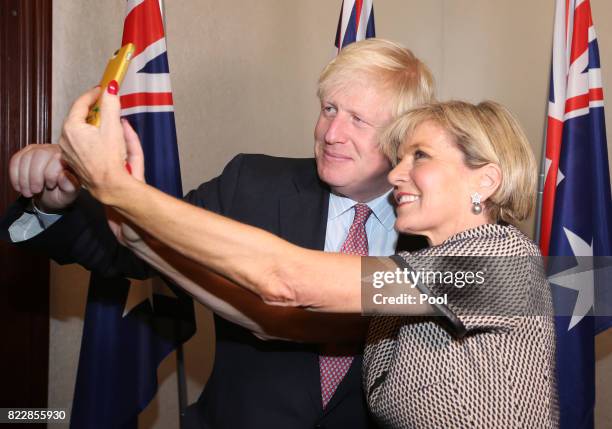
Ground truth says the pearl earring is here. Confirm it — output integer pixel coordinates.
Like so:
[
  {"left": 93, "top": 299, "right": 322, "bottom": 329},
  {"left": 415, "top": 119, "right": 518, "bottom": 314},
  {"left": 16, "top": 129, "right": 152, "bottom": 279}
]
[{"left": 471, "top": 192, "right": 482, "bottom": 215}]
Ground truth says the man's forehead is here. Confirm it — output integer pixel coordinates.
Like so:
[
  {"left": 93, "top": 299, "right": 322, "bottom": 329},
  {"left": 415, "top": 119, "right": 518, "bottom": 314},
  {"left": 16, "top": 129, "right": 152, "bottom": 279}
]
[
  {"left": 323, "top": 72, "right": 389, "bottom": 97},
  {"left": 323, "top": 80, "right": 392, "bottom": 112}
]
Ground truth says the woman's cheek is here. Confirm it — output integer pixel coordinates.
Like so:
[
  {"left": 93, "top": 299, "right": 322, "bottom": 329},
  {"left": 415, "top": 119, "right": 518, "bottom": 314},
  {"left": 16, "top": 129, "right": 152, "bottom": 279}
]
[{"left": 413, "top": 165, "right": 437, "bottom": 194}]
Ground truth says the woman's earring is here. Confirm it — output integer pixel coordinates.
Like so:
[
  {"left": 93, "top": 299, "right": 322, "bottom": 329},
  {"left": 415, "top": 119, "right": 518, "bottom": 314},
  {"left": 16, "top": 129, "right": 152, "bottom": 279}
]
[{"left": 471, "top": 192, "right": 482, "bottom": 215}]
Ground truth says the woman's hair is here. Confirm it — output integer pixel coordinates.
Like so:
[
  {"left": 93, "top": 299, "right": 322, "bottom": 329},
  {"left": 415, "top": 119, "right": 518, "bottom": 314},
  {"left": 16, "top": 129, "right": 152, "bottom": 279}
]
[
  {"left": 317, "top": 38, "right": 435, "bottom": 117},
  {"left": 381, "top": 100, "right": 537, "bottom": 224}
]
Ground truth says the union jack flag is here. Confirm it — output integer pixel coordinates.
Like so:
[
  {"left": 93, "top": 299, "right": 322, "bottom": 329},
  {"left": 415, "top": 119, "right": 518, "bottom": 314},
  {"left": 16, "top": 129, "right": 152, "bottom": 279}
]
[
  {"left": 120, "top": 0, "right": 182, "bottom": 196},
  {"left": 71, "top": 1, "right": 195, "bottom": 427},
  {"left": 334, "top": 0, "right": 375, "bottom": 52},
  {"left": 539, "top": 0, "right": 612, "bottom": 427}
]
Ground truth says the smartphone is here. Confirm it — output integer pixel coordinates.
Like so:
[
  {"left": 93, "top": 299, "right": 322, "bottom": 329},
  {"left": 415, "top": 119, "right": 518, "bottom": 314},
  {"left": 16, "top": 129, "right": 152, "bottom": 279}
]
[{"left": 86, "top": 43, "right": 136, "bottom": 127}]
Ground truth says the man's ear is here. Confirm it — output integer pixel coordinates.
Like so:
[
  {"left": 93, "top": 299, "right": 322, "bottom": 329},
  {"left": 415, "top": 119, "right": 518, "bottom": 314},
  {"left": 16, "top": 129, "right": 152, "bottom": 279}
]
[{"left": 477, "top": 163, "right": 502, "bottom": 201}]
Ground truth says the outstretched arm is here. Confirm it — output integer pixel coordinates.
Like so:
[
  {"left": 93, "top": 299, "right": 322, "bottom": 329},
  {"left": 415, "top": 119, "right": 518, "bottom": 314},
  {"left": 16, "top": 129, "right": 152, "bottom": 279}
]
[
  {"left": 100, "top": 113, "right": 369, "bottom": 339},
  {"left": 106, "top": 178, "right": 362, "bottom": 312},
  {"left": 59, "top": 86, "right": 432, "bottom": 316},
  {"left": 59, "top": 86, "right": 364, "bottom": 312},
  {"left": 117, "top": 219, "right": 369, "bottom": 341}
]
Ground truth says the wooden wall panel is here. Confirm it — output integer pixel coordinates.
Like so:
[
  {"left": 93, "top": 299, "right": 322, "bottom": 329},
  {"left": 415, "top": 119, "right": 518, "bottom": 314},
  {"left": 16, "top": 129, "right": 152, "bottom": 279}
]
[{"left": 0, "top": 0, "right": 52, "bottom": 417}]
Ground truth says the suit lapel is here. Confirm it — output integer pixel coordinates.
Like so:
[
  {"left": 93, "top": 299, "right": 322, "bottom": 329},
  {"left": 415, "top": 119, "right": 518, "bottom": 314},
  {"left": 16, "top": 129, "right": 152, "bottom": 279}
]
[
  {"left": 278, "top": 174, "right": 329, "bottom": 251},
  {"left": 278, "top": 170, "right": 329, "bottom": 413}
]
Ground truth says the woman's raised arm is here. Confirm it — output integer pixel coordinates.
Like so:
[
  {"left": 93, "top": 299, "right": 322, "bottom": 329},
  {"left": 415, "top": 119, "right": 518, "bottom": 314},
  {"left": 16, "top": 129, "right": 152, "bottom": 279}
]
[{"left": 59, "top": 87, "right": 432, "bottom": 316}]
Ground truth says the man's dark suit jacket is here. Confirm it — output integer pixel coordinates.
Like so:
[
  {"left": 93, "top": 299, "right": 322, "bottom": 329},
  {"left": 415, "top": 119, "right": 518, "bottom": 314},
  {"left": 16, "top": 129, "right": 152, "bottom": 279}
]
[{"left": 1, "top": 154, "right": 426, "bottom": 429}]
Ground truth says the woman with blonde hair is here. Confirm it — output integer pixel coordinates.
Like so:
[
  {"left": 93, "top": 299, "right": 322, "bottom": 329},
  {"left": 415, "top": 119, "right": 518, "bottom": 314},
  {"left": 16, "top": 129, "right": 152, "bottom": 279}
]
[{"left": 59, "top": 91, "right": 558, "bottom": 427}]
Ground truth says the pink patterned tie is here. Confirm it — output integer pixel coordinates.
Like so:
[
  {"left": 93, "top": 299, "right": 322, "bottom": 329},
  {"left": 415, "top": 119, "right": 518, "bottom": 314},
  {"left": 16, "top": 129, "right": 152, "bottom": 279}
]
[{"left": 319, "top": 203, "right": 372, "bottom": 408}]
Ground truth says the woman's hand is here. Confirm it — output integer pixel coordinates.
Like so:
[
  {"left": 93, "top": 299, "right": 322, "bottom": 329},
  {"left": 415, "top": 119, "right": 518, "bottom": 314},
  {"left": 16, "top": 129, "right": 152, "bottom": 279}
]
[
  {"left": 59, "top": 85, "right": 140, "bottom": 204},
  {"left": 105, "top": 116, "right": 147, "bottom": 246}
]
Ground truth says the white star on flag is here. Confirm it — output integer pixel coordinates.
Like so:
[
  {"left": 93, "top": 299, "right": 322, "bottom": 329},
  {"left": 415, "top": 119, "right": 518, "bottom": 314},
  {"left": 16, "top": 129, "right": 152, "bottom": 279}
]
[
  {"left": 544, "top": 157, "right": 566, "bottom": 188},
  {"left": 548, "top": 227, "right": 594, "bottom": 330},
  {"left": 123, "top": 277, "right": 177, "bottom": 317}
]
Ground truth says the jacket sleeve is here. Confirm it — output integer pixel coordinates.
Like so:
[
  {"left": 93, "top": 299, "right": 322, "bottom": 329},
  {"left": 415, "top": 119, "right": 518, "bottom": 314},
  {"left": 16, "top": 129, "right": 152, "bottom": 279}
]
[{"left": 0, "top": 154, "right": 248, "bottom": 279}]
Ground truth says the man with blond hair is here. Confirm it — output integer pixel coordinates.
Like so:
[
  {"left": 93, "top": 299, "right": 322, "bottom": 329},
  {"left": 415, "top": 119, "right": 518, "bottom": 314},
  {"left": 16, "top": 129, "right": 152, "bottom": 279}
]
[{"left": 3, "top": 39, "right": 433, "bottom": 429}]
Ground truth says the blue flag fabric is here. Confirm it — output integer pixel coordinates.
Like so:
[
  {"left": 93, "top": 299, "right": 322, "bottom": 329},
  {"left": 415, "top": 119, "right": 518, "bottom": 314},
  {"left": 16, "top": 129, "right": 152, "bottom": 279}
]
[
  {"left": 71, "top": 1, "right": 195, "bottom": 427},
  {"left": 334, "top": 0, "right": 375, "bottom": 51},
  {"left": 540, "top": 1, "right": 612, "bottom": 428}
]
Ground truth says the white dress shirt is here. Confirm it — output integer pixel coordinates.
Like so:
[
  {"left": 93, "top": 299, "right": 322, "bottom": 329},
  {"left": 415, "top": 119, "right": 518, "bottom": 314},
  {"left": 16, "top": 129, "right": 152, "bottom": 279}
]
[{"left": 324, "top": 190, "right": 398, "bottom": 256}]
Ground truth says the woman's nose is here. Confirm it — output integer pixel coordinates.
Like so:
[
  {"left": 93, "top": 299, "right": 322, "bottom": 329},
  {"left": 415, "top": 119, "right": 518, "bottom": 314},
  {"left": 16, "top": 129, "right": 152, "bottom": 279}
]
[{"left": 388, "top": 162, "right": 405, "bottom": 186}]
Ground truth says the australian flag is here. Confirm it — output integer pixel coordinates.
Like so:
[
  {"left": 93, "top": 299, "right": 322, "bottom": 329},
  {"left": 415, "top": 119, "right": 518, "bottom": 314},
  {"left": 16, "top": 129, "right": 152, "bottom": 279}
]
[
  {"left": 334, "top": 0, "right": 375, "bottom": 52},
  {"left": 539, "top": 0, "right": 612, "bottom": 428},
  {"left": 71, "top": 1, "right": 195, "bottom": 427}
]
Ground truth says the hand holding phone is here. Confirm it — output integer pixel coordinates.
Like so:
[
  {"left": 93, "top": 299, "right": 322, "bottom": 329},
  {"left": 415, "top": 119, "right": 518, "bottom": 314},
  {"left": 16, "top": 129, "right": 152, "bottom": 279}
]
[{"left": 86, "top": 43, "right": 135, "bottom": 127}]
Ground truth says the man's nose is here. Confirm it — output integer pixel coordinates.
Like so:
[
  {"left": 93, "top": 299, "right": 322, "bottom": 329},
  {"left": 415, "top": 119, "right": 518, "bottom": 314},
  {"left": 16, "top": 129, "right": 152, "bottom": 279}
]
[{"left": 324, "top": 115, "right": 348, "bottom": 144}]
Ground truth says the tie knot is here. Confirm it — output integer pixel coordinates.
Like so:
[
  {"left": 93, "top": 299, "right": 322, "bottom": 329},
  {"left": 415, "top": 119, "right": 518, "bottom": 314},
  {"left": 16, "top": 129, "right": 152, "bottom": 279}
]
[{"left": 353, "top": 203, "right": 372, "bottom": 226}]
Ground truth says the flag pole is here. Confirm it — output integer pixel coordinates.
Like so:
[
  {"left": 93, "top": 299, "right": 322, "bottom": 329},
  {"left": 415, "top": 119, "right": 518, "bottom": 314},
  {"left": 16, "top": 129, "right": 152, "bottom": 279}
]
[
  {"left": 159, "top": 0, "right": 167, "bottom": 30},
  {"left": 176, "top": 336, "right": 188, "bottom": 429},
  {"left": 534, "top": 21, "right": 557, "bottom": 247},
  {"left": 158, "top": 0, "right": 189, "bottom": 426},
  {"left": 534, "top": 105, "right": 548, "bottom": 245}
]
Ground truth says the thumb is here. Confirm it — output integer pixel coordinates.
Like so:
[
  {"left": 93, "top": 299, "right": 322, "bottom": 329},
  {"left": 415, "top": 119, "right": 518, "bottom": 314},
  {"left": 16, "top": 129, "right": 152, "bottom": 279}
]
[
  {"left": 99, "top": 81, "right": 124, "bottom": 140},
  {"left": 57, "top": 169, "right": 80, "bottom": 193},
  {"left": 67, "top": 86, "right": 102, "bottom": 123},
  {"left": 121, "top": 119, "right": 146, "bottom": 182}
]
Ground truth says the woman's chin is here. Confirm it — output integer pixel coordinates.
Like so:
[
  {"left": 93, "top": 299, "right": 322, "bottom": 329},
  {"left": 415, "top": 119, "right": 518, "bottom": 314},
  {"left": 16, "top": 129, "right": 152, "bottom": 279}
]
[{"left": 395, "top": 221, "right": 426, "bottom": 237}]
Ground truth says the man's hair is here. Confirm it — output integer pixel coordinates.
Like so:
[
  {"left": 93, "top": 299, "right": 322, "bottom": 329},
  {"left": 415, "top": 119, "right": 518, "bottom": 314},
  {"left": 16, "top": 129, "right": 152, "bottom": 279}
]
[
  {"left": 381, "top": 100, "right": 537, "bottom": 224},
  {"left": 317, "top": 38, "right": 435, "bottom": 118}
]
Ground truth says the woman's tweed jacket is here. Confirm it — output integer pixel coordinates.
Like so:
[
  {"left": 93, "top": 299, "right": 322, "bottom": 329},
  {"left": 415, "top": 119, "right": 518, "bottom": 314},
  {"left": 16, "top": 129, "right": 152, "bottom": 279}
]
[{"left": 363, "top": 224, "right": 559, "bottom": 428}]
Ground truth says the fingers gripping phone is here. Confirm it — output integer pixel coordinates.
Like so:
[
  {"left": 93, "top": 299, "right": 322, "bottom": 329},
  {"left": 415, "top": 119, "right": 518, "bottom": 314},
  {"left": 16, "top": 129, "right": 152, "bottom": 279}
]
[{"left": 86, "top": 43, "right": 136, "bottom": 127}]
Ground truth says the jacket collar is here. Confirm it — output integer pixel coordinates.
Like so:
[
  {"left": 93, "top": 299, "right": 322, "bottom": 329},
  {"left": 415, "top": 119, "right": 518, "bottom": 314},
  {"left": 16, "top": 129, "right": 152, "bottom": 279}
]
[{"left": 278, "top": 169, "right": 329, "bottom": 251}]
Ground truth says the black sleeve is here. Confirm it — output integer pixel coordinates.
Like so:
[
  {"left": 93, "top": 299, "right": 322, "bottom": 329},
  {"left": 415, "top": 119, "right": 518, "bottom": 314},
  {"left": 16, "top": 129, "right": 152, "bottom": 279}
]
[
  {"left": 1, "top": 191, "right": 152, "bottom": 279},
  {"left": 0, "top": 154, "right": 247, "bottom": 279}
]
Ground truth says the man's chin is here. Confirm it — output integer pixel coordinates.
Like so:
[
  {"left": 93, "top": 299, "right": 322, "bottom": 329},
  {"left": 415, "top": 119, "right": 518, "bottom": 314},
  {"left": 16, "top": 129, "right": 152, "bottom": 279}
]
[{"left": 318, "top": 170, "right": 354, "bottom": 190}]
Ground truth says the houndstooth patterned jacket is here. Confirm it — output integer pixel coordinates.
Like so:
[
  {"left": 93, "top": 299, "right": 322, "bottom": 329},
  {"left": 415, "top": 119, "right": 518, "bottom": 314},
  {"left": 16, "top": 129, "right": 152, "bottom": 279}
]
[{"left": 363, "top": 224, "right": 559, "bottom": 428}]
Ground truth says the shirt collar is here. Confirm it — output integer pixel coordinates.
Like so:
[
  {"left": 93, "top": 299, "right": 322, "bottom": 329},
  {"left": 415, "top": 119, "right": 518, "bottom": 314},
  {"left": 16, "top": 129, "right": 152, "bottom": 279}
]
[{"left": 328, "top": 190, "right": 396, "bottom": 231}]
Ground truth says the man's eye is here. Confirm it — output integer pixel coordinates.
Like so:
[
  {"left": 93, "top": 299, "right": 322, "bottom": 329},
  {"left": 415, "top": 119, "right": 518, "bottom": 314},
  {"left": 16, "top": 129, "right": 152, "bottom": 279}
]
[
  {"left": 352, "top": 115, "right": 371, "bottom": 127},
  {"left": 323, "top": 106, "right": 337, "bottom": 115}
]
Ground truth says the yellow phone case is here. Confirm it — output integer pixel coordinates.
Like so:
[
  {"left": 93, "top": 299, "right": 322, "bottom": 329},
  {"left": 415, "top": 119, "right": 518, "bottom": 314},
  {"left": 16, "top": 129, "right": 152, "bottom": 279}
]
[{"left": 86, "top": 43, "right": 136, "bottom": 127}]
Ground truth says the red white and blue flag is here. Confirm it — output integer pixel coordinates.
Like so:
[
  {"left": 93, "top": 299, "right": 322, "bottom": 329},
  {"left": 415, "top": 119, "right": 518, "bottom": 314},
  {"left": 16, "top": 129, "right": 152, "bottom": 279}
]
[
  {"left": 71, "top": 1, "right": 194, "bottom": 427},
  {"left": 334, "top": 0, "right": 375, "bottom": 52},
  {"left": 540, "top": 0, "right": 612, "bottom": 427},
  {"left": 120, "top": 0, "right": 182, "bottom": 196}
]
